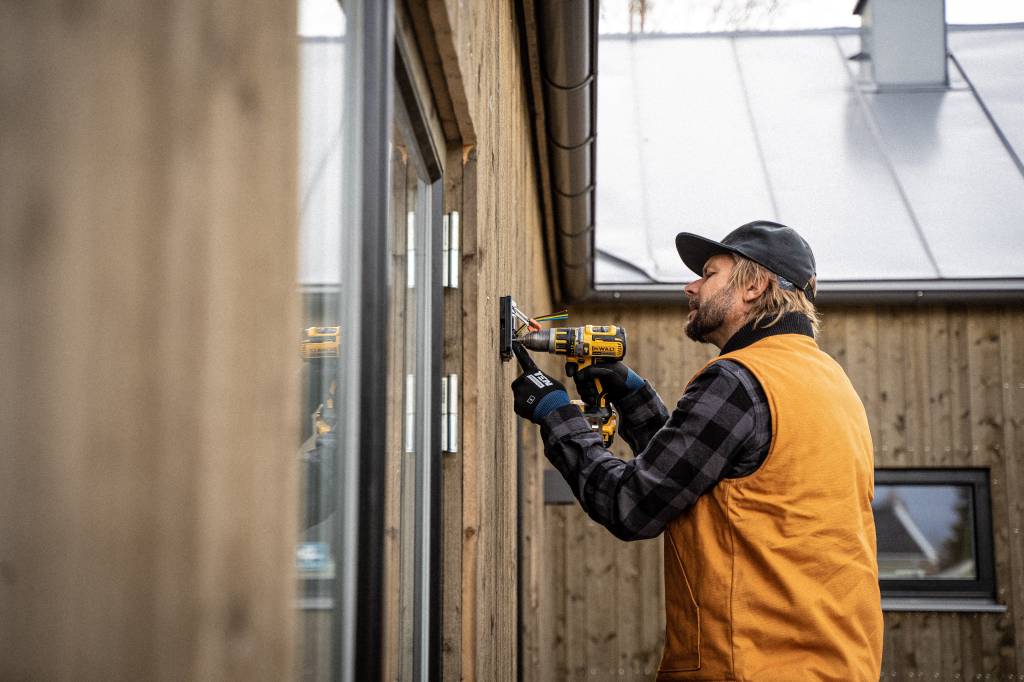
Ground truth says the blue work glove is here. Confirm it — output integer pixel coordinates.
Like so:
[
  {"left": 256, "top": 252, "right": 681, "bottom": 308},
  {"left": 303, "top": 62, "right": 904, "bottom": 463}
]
[
  {"left": 572, "top": 361, "right": 645, "bottom": 406},
  {"left": 511, "top": 342, "right": 570, "bottom": 422}
]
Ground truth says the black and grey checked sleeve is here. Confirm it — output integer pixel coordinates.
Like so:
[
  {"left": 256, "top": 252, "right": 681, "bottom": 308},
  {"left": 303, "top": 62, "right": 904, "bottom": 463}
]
[{"left": 537, "top": 360, "right": 771, "bottom": 541}]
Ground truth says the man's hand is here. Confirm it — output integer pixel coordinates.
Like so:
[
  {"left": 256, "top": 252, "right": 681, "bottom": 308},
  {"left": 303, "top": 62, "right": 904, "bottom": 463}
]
[
  {"left": 511, "top": 342, "right": 570, "bottom": 422},
  {"left": 572, "top": 361, "right": 646, "bottom": 406}
]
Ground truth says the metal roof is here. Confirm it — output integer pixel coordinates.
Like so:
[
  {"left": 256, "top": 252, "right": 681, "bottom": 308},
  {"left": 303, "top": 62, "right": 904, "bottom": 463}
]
[{"left": 594, "top": 25, "right": 1024, "bottom": 300}]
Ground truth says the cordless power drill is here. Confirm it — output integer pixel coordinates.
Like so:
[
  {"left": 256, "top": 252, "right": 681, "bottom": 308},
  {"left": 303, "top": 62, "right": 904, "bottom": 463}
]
[{"left": 516, "top": 325, "right": 627, "bottom": 446}]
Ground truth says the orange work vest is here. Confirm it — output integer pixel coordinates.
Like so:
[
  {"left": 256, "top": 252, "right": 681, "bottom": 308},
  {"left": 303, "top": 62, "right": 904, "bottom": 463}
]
[{"left": 658, "top": 334, "right": 883, "bottom": 681}]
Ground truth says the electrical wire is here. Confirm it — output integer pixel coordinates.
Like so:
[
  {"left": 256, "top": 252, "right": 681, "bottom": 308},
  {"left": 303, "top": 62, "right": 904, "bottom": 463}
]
[{"left": 515, "top": 309, "right": 569, "bottom": 335}]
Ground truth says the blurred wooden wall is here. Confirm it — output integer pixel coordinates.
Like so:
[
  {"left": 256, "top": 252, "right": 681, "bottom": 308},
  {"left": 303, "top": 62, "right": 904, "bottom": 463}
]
[
  {"left": 526, "top": 304, "right": 1024, "bottom": 680},
  {"left": 0, "top": 3, "right": 300, "bottom": 680}
]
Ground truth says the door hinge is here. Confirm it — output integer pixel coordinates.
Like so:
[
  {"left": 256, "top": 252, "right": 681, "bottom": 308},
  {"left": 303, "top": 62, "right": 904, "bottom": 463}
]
[
  {"left": 442, "top": 211, "right": 460, "bottom": 288},
  {"left": 441, "top": 373, "right": 459, "bottom": 454}
]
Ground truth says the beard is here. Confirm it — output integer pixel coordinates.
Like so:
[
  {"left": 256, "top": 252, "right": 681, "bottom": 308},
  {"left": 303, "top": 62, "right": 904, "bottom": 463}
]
[{"left": 685, "top": 287, "right": 732, "bottom": 343}]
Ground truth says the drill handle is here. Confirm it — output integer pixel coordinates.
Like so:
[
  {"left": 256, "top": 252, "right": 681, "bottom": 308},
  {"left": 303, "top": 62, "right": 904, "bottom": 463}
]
[
  {"left": 591, "top": 377, "right": 610, "bottom": 410},
  {"left": 563, "top": 355, "right": 594, "bottom": 378},
  {"left": 565, "top": 359, "right": 610, "bottom": 409}
]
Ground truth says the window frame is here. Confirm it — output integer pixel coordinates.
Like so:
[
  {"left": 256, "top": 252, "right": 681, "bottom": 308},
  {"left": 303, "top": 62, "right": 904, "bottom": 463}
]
[
  {"left": 392, "top": 30, "right": 446, "bottom": 682},
  {"left": 874, "top": 468, "right": 996, "bottom": 602},
  {"left": 331, "top": 0, "right": 395, "bottom": 680}
]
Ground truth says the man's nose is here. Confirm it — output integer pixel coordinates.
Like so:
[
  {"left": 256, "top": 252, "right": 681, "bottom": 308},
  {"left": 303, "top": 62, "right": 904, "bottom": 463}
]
[{"left": 684, "top": 279, "right": 700, "bottom": 298}]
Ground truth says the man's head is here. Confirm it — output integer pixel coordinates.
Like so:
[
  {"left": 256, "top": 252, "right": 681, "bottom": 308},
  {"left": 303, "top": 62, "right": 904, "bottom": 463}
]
[{"left": 677, "top": 221, "right": 820, "bottom": 348}]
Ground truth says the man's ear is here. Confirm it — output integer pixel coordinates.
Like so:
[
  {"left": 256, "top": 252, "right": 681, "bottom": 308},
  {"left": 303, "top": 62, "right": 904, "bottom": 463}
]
[{"left": 741, "top": 273, "right": 770, "bottom": 303}]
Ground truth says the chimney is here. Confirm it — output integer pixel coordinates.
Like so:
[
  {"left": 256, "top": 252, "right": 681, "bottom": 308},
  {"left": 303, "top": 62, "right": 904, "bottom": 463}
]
[{"left": 853, "top": 0, "right": 948, "bottom": 90}]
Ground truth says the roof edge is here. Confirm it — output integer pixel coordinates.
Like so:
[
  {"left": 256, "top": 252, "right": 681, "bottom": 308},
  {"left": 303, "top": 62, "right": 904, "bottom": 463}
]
[
  {"left": 597, "top": 22, "right": 1024, "bottom": 42},
  {"left": 587, "top": 279, "right": 1024, "bottom": 306}
]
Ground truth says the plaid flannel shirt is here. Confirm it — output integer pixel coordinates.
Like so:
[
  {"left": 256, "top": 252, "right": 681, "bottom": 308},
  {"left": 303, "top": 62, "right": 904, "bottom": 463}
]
[{"left": 537, "top": 314, "right": 814, "bottom": 541}]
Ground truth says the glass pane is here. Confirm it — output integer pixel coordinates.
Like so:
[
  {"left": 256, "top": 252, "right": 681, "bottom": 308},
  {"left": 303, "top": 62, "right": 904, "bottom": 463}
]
[
  {"left": 872, "top": 484, "right": 977, "bottom": 580},
  {"left": 296, "top": 0, "right": 346, "bottom": 678}
]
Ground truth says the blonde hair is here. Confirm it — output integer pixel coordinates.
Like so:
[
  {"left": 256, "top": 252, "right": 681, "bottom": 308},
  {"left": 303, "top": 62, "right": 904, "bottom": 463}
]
[{"left": 727, "top": 255, "right": 821, "bottom": 337}]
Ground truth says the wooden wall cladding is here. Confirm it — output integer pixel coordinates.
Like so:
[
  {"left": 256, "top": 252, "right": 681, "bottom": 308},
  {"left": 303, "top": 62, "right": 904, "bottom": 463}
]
[
  {"left": 425, "top": 0, "right": 555, "bottom": 679},
  {"left": 528, "top": 304, "right": 1024, "bottom": 680},
  {"left": 0, "top": 3, "right": 299, "bottom": 680}
]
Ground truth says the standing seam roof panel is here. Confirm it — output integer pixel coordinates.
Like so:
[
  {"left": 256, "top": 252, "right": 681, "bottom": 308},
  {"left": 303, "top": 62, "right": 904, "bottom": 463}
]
[
  {"left": 596, "top": 37, "right": 774, "bottom": 281},
  {"left": 595, "top": 28, "right": 1024, "bottom": 288},
  {"left": 735, "top": 35, "right": 938, "bottom": 282}
]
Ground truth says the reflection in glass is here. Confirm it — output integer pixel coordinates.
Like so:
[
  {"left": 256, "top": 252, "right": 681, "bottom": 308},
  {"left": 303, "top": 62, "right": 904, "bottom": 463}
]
[
  {"left": 872, "top": 484, "right": 976, "bottom": 580},
  {"left": 296, "top": 0, "right": 346, "bottom": 678}
]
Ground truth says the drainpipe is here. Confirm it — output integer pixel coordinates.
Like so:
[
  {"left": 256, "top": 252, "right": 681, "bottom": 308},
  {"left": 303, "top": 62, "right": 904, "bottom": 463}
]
[{"left": 536, "top": 0, "right": 598, "bottom": 303}]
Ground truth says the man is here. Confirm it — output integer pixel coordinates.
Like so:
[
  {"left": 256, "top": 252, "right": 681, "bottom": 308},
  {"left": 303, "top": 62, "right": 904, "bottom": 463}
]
[{"left": 511, "top": 221, "right": 883, "bottom": 681}]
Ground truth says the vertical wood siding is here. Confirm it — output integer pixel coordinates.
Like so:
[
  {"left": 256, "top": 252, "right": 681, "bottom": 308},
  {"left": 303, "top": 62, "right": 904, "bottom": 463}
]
[
  {"left": 0, "top": 3, "right": 299, "bottom": 680},
  {"left": 420, "top": 1, "right": 554, "bottom": 679},
  {"left": 528, "top": 304, "right": 1024, "bottom": 680}
]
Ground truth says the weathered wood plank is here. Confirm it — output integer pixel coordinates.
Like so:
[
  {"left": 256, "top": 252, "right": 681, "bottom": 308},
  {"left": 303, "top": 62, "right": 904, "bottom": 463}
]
[
  {"left": 458, "top": 146, "right": 481, "bottom": 681},
  {"left": 641, "top": 538, "right": 666, "bottom": 678},
  {"left": 926, "top": 308, "right": 955, "bottom": 466},
  {"left": 0, "top": 3, "right": 299, "bottom": 679},
  {"left": 999, "top": 310, "right": 1024, "bottom": 672},
  {"left": 539, "top": 504, "right": 568, "bottom": 681},
  {"left": 966, "top": 310, "right": 1017, "bottom": 676},
  {"left": 381, "top": 141, "right": 409, "bottom": 681},
  {"left": 939, "top": 612, "right": 963, "bottom": 674},
  {"left": 441, "top": 145, "right": 465, "bottom": 682},
  {"left": 583, "top": 516, "right": 618, "bottom": 678},
  {"left": 438, "top": 1, "right": 555, "bottom": 677},
  {"left": 877, "top": 306, "right": 909, "bottom": 466},
  {"left": 967, "top": 310, "right": 1004, "bottom": 468},
  {"left": 819, "top": 307, "right": 847, "bottom": 370},
  {"left": 617, "top": 530, "right": 643, "bottom": 679},
  {"left": 846, "top": 309, "right": 882, "bottom": 460},
  {"left": 565, "top": 510, "right": 589, "bottom": 680},
  {"left": 905, "top": 309, "right": 931, "bottom": 466},
  {"left": 949, "top": 307, "right": 974, "bottom": 464},
  {"left": 518, "top": 422, "right": 545, "bottom": 681}
]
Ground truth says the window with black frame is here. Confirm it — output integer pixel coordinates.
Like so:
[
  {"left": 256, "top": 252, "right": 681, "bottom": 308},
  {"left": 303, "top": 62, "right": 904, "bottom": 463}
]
[
  {"left": 296, "top": 1, "right": 348, "bottom": 677},
  {"left": 873, "top": 469, "right": 997, "bottom": 606},
  {"left": 381, "top": 70, "right": 445, "bottom": 681},
  {"left": 295, "top": 0, "right": 398, "bottom": 678}
]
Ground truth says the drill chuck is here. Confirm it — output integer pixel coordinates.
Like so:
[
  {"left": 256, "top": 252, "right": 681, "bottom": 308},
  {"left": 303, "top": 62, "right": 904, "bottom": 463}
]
[
  {"left": 516, "top": 325, "right": 626, "bottom": 362},
  {"left": 517, "top": 330, "right": 557, "bottom": 353}
]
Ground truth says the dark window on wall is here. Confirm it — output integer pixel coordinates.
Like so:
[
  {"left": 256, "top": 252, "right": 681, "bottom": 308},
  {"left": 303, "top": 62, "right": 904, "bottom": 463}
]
[{"left": 873, "top": 469, "right": 996, "bottom": 603}]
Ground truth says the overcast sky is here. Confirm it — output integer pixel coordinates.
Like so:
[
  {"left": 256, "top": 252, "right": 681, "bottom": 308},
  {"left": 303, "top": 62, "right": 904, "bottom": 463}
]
[
  {"left": 299, "top": 0, "right": 344, "bottom": 37},
  {"left": 597, "top": 0, "right": 1024, "bottom": 34},
  {"left": 295, "top": 0, "right": 1024, "bottom": 38}
]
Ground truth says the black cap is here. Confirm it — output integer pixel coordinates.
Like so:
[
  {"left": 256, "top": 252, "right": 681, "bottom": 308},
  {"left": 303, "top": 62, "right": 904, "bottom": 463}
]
[{"left": 675, "top": 220, "right": 817, "bottom": 300}]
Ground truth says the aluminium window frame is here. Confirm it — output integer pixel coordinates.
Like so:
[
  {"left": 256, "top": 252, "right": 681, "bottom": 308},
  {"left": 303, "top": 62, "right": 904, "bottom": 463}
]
[
  {"left": 874, "top": 468, "right": 996, "bottom": 602},
  {"left": 332, "top": 0, "right": 394, "bottom": 680},
  {"left": 394, "top": 30, "right": 445, "bottom": 682}
]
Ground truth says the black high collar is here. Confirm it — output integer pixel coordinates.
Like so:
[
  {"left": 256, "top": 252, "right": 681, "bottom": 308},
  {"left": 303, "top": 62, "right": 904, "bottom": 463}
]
[{"left": 719, "top": 312, "right": 814, "bottom": 356}]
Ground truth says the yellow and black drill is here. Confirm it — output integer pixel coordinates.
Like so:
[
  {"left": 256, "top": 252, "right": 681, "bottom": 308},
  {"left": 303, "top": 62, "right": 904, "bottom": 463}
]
[{"left": 516, "top": 325, "right": 627, "bottom": 446}]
